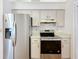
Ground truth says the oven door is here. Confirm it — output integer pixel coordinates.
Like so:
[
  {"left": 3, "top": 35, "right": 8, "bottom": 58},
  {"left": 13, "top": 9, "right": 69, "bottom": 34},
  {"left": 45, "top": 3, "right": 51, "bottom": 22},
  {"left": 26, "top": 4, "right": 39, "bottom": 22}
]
[{"left": 41, "top": 40, "right": 61, "bottom": 54}]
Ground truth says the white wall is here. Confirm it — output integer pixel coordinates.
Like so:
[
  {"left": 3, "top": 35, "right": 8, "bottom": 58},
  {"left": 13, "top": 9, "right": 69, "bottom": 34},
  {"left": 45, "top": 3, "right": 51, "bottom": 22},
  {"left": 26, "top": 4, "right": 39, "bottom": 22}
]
[
  {"left": 3, "top": 0, "right": 13, "bottom": 13},
  {"left": 12, "top": 2, "right": 65, "bottom": 9},
  {"left": 0, "top": 0, "right": 3, "bottom": 59},
  {"left": 65, "top": 0, "right": 78, "bottom": 59}
]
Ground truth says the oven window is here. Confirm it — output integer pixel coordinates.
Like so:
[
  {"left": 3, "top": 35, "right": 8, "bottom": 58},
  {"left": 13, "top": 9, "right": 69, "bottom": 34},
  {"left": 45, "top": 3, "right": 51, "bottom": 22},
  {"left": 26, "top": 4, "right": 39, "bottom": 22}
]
[{"left": 41, "top": 40, "right": 61, "bottom": 54}]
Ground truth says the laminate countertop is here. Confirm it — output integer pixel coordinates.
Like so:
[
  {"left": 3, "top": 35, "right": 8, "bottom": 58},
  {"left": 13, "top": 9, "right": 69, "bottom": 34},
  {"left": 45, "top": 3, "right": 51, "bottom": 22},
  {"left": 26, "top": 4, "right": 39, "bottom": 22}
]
[
  {"left": 41, "top": 35, "right": 62, "bottom": 41},
  {"left": 41, "top": 34, "right": 71, "bottom": 41}
]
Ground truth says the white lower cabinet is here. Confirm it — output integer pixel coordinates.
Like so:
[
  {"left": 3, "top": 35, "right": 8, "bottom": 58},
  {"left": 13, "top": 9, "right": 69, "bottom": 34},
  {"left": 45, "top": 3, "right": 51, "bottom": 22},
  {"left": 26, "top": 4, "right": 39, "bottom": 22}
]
[
  {"left": 62, "top": 39, "right": 70, "bottom": 59},
  {"left": 31, "top": 36, "right": 40, "bottom": 59},
  {"left": 32, "top": 11, "right": 40, "bottom": 26}
]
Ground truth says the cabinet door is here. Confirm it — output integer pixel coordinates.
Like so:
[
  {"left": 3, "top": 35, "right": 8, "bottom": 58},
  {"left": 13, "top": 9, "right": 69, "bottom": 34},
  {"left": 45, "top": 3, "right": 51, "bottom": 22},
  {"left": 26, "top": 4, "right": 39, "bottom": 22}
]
[
  {"left": 31, "top": 38, "right": 40, "bottom": 58},
  {"left": 62, "top": 39, "right": 70, "bottom": 58},
  {"left": 32, "top": 11, "right": 40, "bottom": 26},
  {"left": 40, "top": 10, "right": 48, "bottom": 20},
  {"left": 40, "top": 10, "right": 56, "bottom": 20},
  {"left": 56, "top": 10, "right": 65, "bottom": 26},
  {"left": 48, "top": 10, "right": 56, "bottom": 19}
]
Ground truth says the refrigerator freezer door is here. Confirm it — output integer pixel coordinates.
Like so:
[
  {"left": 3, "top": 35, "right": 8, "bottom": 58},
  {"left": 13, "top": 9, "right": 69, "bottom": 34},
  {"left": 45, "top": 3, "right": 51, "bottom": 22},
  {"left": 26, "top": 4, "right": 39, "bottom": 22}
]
[
  {"left": 3, "top": 39, "right": 13, "bottom": 59},
  {"left": 4, "top": 14, "right": 15, "bottom": 59},
  {"left": 4, "top": 14, "right": 30, "bottom": 59},
  {"left": 15, "top": 14, "right": 30, "bottom": 59}
]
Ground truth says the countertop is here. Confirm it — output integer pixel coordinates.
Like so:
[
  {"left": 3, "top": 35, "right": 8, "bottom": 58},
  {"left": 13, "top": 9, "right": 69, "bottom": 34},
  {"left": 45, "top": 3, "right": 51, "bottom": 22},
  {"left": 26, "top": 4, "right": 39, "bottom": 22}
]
[
  {"left": 31, "top": 31, "right": 71, "bottom": 40},
  {"left": 41, "top": 35, "right": 61, "bottom": 38},
  {"left": 41, "top": 35, "right": 62, "bottom": 40},
  {"left": 31, "top": 34, "right": 71, "bottom": 39}
]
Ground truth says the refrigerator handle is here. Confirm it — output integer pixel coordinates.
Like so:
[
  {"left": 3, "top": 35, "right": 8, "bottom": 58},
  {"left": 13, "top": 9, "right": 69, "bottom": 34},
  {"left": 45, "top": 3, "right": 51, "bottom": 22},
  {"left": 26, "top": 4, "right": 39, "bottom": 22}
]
[
  {"left": 12, "top": 22, "right": 17, "bottom": 47},
  {"left": 15, "top": 23, "right": 17, "bottom": 46}
]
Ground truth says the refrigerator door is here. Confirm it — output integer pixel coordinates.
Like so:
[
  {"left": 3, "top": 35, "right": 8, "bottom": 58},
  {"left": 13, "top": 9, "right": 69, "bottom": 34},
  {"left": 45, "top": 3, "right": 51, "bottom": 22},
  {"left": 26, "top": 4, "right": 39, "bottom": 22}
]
[
  {"left": 14, "top": 14, "right": 30, "bottom": 59},
  {"left": 3, "top": 14, "right": 15, "bottom": 59},
  {"left": 4, "top": 14, "right": 31, "bottom": 59},
  {"left": 3, "top": 39, "right": 13, "bottom": 59}
]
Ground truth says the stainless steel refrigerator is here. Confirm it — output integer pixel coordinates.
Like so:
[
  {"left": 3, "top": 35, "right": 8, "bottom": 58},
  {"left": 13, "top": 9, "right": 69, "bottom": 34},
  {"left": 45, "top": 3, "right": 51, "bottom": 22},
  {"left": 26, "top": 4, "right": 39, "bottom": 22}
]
[{"left": 3, "top": 14, "right": 31, "bottom": 59}]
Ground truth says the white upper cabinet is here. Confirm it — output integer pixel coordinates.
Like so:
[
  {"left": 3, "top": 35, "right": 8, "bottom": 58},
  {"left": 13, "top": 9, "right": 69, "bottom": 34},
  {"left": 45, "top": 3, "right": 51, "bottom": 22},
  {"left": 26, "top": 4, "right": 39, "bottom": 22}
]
[
  {"left": 40, "top": 10, "right": 48, "bottom": 20},
  {"left": 40, "top": 10, "right": 56, "bottom": 20},
  {"left": 56, "top": 10, "right": 65, "bottom": 26},
  {"left": 47, "top": 10, "right": 56, "bottom": 19},
  {"left": 31, "top": 10, "right": 40, "bottom": 26},
  {"left": 40, "top": 10, "right": 65, "bottom": 26}
]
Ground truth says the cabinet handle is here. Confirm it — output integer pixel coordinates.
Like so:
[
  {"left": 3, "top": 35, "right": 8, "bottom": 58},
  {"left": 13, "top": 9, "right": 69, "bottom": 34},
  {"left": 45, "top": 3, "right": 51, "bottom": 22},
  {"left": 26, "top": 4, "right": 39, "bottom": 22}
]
[{"left": 38, "top": 44, "right": 39, "bottom": 48}]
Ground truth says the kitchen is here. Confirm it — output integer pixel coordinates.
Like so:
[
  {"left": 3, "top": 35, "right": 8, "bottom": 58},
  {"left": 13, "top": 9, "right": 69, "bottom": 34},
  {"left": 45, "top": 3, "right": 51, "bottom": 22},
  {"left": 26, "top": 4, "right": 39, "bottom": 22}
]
[{"left": 1, "top": 0, "right": 78, "bottom": 59}]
